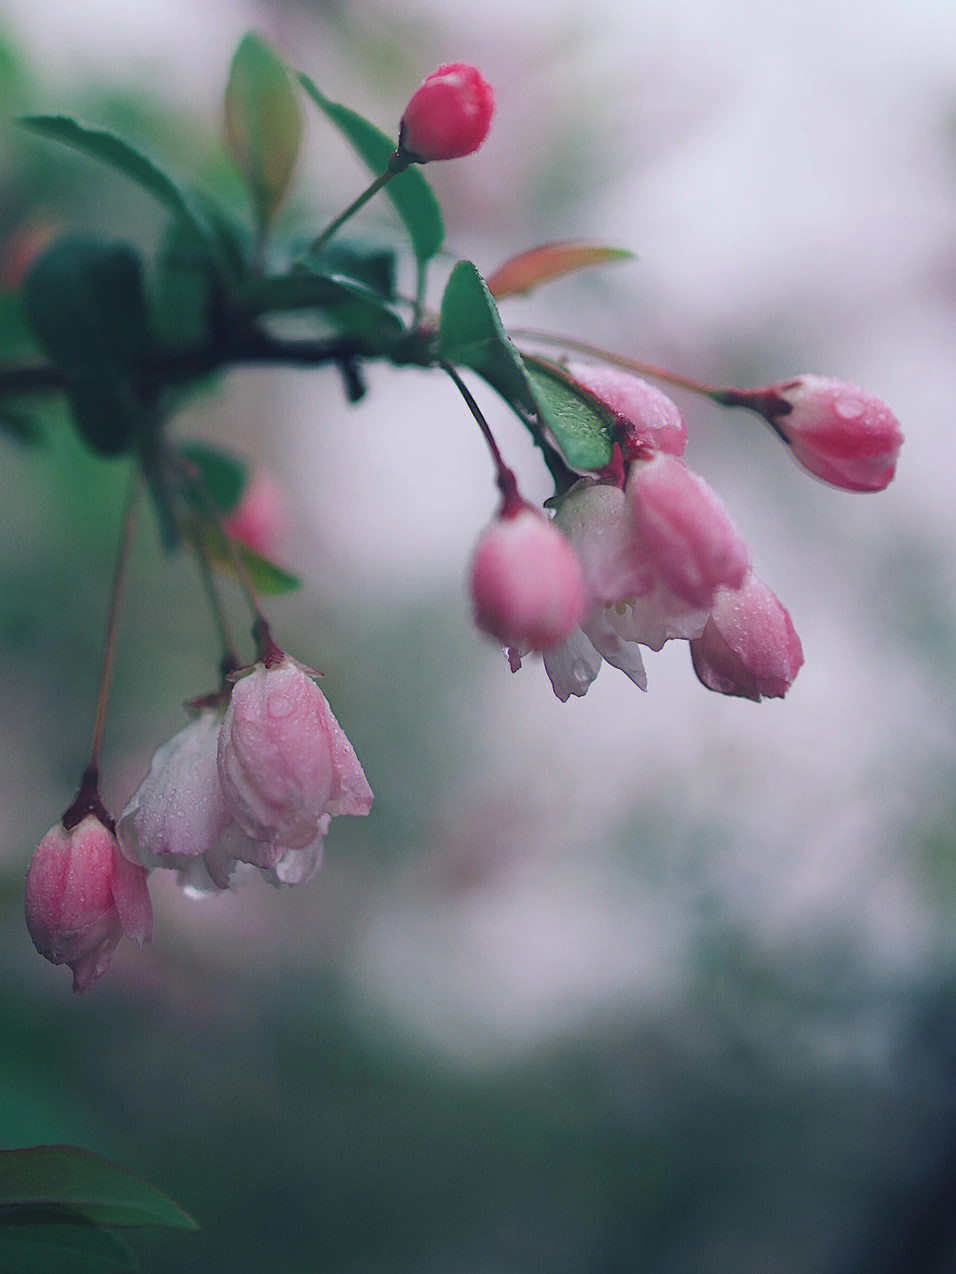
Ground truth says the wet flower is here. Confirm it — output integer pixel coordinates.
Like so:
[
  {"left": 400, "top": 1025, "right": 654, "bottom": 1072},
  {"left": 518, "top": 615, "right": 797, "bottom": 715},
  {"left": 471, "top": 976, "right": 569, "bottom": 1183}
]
[
  {"left": 690, "top": 572, "right": 803, "bottom": 700},
  {"left": 565, "top": 363, "right": 687, "bottom": 457},
  {"left": 25, "top": 814, "right": 152, "bottom": 993},
  {"left": 398, "top": 63, "right": 495, "bottom": 162}
]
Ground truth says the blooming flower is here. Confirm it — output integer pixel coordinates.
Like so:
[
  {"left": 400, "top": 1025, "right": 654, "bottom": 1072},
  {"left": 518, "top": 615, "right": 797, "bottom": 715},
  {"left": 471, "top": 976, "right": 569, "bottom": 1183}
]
[
  {"left": 470, "top": 505, "right": 587, "bottom": 651},
  {"left": 398, "top": 63, "right": 495, "bottom": 162},
  {"left": 690, "top": 573, "right": 803, "bottom": 700},
  {"left": 25, "top": 814, "right": 152, "bottom": 993},
  {"left": 218, "top": 656, "right": 373, "bottom": 852}
]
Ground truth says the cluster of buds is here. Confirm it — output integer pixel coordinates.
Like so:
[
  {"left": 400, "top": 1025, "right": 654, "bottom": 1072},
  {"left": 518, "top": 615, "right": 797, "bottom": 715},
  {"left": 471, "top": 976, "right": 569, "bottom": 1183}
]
[{"left": 468, "top": 365, "right": 901, "bottom": 701}]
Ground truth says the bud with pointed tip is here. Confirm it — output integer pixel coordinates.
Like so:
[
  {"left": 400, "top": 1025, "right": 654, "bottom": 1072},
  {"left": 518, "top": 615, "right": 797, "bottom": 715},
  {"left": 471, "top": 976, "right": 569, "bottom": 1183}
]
[
  {"left": 690, "top": 573, "right": 803, "bottom": 700},
  {"left": 470, "top": 504, "right": 588, "bottom": 651},
  {"left": 25, "top": 814, "right": 152, "bottom": 993},
  {"left": 566, "top": 363, "right": 687, "bottom": 457},
  {"left": 398, "top": 63, "right": 494, "bottom": 163}
]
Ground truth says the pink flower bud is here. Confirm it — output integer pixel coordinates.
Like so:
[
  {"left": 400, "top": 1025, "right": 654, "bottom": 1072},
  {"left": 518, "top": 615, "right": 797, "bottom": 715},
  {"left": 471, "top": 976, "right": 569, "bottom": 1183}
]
[
  {"left": 627, "top": 454, "right": 750, "bottom": 610},
  {"left": 690, "top": 573, "right": 803, "bottom": 700},
  {"left": 218, "top": 657, "right": 373, "bottom": 851},
  {"left": 398, "top": 63, "right": 494, "bottom": 162},
  {"left": 25, "top": 814, "right": 152, "bottom": 993},
  {"left": 740, "top": 375, "right": 903, "bottom": 492},
  {"left": 565, "top": 363, "right": 687, "bottom": 457},
  {"left": 222, "top": 471, "right": 288, "bottom": 557},
  {"left": 469, "top": 506, "right": 588, "bottom": 650}
]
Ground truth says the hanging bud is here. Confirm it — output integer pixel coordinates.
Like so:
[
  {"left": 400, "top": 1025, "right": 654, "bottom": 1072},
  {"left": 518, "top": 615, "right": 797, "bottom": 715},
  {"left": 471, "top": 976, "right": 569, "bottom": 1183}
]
[
  {"left": 627, "top": 454, "right": 750, "bottom": 610},
  {"left": 398, "top": 63, "right": 495, "bottom": 163},
  {"left": 25, "top": 814, "right": 152, "bottom": 993},
  {"left": 720, "top": 376, "right": 903, "bottom": 492},
  {"left": 565, "top": 363, "right": 687, "bottom": 458},
  {"left": 470, "top": 505, "right": 588, "bottom": 652},
  {"left": 218, "top": 655, "right": 373, "bottom": 852},
  {"left": 690, "top": 573, "right": 804, "bottom": 700}
]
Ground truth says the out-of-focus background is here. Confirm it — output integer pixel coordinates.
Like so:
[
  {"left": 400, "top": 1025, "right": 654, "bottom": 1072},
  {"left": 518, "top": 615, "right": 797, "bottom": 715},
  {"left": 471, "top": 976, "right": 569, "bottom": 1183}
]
[{"left": 1, "top": 1, "right": 955, "bottom": 1270}]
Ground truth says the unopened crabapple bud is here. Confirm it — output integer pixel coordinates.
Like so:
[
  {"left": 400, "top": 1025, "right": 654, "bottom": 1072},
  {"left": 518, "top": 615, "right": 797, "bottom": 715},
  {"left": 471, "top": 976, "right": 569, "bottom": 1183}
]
[
  {"left": 398, "top": 63, "right": 494, "bottom": 163},
  {"left": 627, "top": 453, "right": 749, "bottom": 610},
  {"left": 222, "top": 470, "right": 288, "bottom": 556},
  {"left": 566, "top": 363, "right": 687, "bottom": 457},
  {"left": 218, "top": 656, "right": 373, "bottom": 852},
  {"left": 470, "top": 505, "right": 588, "bottom": 651},
  {"left": 25, "top": 814, "right": 152, "bottom": 993},
  {"left": 690, "top": 573, "right": 803, "bottom": 701},
  {"left": 724, "top": 375, "right": 903, "bottom": 493}
]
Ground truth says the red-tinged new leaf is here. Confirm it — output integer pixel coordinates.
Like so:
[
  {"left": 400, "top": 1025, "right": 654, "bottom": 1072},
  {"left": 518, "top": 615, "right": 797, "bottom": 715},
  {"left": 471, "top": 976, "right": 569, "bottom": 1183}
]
[{"left": 485, "top": 241, "right": 634, "bottom": 300}]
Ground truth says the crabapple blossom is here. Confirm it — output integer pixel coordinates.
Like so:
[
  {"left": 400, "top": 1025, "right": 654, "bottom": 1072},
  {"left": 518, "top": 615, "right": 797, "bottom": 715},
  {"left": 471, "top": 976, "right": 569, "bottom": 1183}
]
[
  {"left": 398, "top": 63, "right": 494, "bottom": 162},
  {"left": 726, "top": 375, "right": 903, "bottom": 492},
  {"left": 470, "top": 505, "right": 587, "bottom": 651},
  {"left": 222, "top": 470, "right": 287, "bottom": 556},
  {"left": 565, "top": 363, "right": 687, "bottom": 457},
  {"left": 25, "top": 814, "right": 152, "bottom": 993},
  {"left": 690, "top": 573, "right": 803, "bottom": 701},
  {"left": 218, "top": 656, "right": 373, "bottom": 852},
  {"left": 626, "top": 453, "right": 749, "bottom": 610}
]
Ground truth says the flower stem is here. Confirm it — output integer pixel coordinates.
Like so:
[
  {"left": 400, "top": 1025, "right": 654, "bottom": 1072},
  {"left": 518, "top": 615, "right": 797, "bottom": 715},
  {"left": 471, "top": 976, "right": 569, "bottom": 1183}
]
[
  {"left": 195, "top": 547, "right": 240, "bottom": 681},
  {"left": 441, "top": 361, "right": 521, "bottom": 512},
  {"left": 509, "top": 329, "right": 720, "bottom": 398},
  {"left": 311, "top": 153, "right": 409, "bottom": 255}
]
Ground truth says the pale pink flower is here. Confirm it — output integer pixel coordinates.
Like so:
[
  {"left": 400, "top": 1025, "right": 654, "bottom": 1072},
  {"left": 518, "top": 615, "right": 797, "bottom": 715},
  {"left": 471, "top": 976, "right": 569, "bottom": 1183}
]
[
  {"left": 222, "top": 470, "right": 288, "bottom": 556},
  {"left": 399, "top": 63, "right": 495, "bottom": 163},
  {"left": 626, "top": 453, "right": 749, "bottom": 610},
  {"left": 470, "top": 506, "right": 587, "bottom": 651},
  {"left": 25, "top": 814, "right": 152, "bottom": 993},
  {"left": 565, "top": 363, "right": 687, "bottom": 457},
  {"left": 690, "top": 573, "right": 804, "bottom": 700},
  {"left": 725, "top": 375, "right": 903, "bottom": 492},
  {"left": 218, "top": 657, "right": 372, "bottom": 852}
]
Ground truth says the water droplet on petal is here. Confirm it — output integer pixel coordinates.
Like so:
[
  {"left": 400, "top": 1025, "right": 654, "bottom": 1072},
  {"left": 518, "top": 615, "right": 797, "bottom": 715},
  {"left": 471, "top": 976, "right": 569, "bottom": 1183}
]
[{"left": 835, "top": 396, "right": 864, "bottom": 420}]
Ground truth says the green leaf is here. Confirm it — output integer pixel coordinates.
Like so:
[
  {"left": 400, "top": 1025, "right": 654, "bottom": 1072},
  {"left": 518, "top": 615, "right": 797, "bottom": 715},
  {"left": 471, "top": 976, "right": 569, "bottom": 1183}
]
[
  {"left": 0, "top": 1207, "right": 135, "bottom": 1274},
  {"left": 485, "top": 241, "right": 634, "bottom": 300},
  {"left": 151, "top": 218, "right": 213, "bottom": 348},
  {"left": 0, "top": 1146, "right": 197, "bottom": 1231},
  {"left": 308, "top": 240, "right": 396, "bottom": 299},
  {"left": 21, "top": 236, "right": 151, "bottom": 454},
  {"left": 523, "top": 356, "right": 616, "bottom": 470},
  {"left": 186, "top": 520, "right": 299, "bottom": 595},
  {"left": 224, "top": 34, "right": 303, "bottom": 239},
  {"left": 178, "top": 441, "right": 248, "bottom": 514},
  {"left": 0, "top": 403, "right": 42, "bottom": 444},
  {"left": 20, "top": 116, "right": 229, "bottom": 282},
  {"left": 236, "top": 270, "right": 403, "bottom": 342},
  {"left": 438, "top": 260, "right": 535, "bottom": 414},
  {"left": 0, "top": 289, "right": 42, "bottom": 359},
  {"left": 298, "top": 74, "right": 444, "bottom": 266}
]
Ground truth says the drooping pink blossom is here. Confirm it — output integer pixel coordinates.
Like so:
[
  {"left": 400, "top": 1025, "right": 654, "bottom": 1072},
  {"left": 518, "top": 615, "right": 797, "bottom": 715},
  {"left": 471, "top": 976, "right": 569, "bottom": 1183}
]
[
  {"left": 690, "top": 573, "right": 803, "bottom": 700},
  {"left": 398, "top": 63, "right": 494, "bottom": 162},
  {"left": 223, "top": 470, "right": 288, "bottom": 556},
  {"left": 470, "top": 505, "right": 587, "bottom": 652},
  {"left": 727, "top": 375, "right": 903, "bottom": 492},
  {"left": 25, "top": 814, "right": 152, "bottom": 993},
  {"left": 626, "top": 453, "right": 750, "bottom": 610},
  {"left": 565, "top": 363, "right": 687, "bottom": 457},
  {"left": 218, "top": 657, "right": 373, "bottom": 852}
]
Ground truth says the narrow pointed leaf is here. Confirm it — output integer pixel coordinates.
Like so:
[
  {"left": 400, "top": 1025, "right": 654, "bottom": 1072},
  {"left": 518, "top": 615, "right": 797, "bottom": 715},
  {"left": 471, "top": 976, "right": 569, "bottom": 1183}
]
[
  {"left": 0, "top": 1208, "right": 135, "bottom": 1273},
  {"left": 0, "top": 1146, "right": 197, "bottom": 1230},
  {"left": 298, "top": 74, "right": 443, "bottom": 265},
  {"left": 20, "top": 116, "right": 228, "bottom": 279},
  {"left": 438, "top": 260, "right": 535, "bottom": 413},
  {"left": 224, "top": 33, "right": 302, "bottom": 237},
  {"left": 190, "top": 521, "right": 300, "bottom": 595},
  {"left": 485, "top": 241, "right": 634, "bottom": 300}
]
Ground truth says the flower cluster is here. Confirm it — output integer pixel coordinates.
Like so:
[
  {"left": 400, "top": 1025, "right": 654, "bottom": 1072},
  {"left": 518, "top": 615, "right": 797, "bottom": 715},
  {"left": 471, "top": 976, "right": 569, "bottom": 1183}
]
[{"left": 468, "top": 363, "right": 901, "bottom": 701}]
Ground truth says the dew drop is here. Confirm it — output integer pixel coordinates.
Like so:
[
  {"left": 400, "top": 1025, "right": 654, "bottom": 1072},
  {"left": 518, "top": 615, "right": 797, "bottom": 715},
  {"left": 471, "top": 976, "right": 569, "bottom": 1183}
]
[
  {"left": 834, "top": 396, "right": 864, "bottom": 420},
  {"left": 267, "top": 692, "right": 294, "bottom": 719}
]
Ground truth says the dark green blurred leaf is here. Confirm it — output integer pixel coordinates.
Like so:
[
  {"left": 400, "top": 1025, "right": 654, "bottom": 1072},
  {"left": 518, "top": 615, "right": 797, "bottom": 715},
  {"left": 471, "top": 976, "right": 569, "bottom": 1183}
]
[
  {"left": 308, "top": 239, "right": 396, "bottom": 299},
  {"left": 20, "top": 116, "right": 228, "bottom": 281},
  {"left": 0, "top": 401, "right": 42, "bottom": 444},
  {"left": 0, "top": 1146, "right": 197, "bottom": 1230},
  {"left": 236, "top": 270, "right": 403, "bottom": 342},
  {"left": 224, "top": 34, "right": 302, "bottom": 239},
  {"left": 523, "top": 356, "right": 616, "bottom": 470},
  {"left": 0, "top": 1207, "right": 134, "bottom": 1274},
  {"left": 0, "top": 289, "right": 41, "bottom": 358},
  {"left": 179, "top": 441, "right": 247, "bottom": 514},
  {"left": 438, "top": 260, "right": 536, "bottom": 414},
  {"left": 298, "top": 74, "right": 444, "bottom": 266},
  {"left": 485, "top": 241, "right": 634, "bottom": 299},
  {"left": 21, "top": 236, "right": 151, "bottom": 454},
  {"left": 151, "top": 219, "right": 212, "bottom": 348}
]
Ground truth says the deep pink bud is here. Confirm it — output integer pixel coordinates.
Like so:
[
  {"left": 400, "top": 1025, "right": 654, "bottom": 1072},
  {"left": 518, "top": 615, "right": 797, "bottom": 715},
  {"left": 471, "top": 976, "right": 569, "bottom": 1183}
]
[
  {"left": 223, "top": 471, "right": 288, "bottom": 556},
  {"left": 690, "top": 573, "right": 804, "bottom": 700},
  {"left": 218, "top": 657, "right": 372, "bottom": 851},
  {"left": 398, "top": 63, "right": 494, "bottom": 162},
  {"left": 470, "top": 506, "right": 588, "bottom": 650},
  {"left": 565, "top": 363, "right": 687, "bottom": 457},
  {"left": 627, "top": 454, "right": 750, "bottom": 610},
  {"left": 741, "top": 375, "right": 903, "bottom": 492},
  {"left": 25, "top": 815, "right": 152, "bottom": 993}
]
